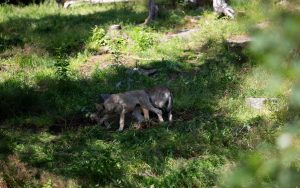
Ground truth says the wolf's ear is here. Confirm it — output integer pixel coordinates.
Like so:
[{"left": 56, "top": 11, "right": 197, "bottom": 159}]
[{"left": 95, "top": 103, "right": 104, "bottom": 111}]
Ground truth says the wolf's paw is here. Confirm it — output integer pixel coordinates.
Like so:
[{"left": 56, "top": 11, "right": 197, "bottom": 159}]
[{"left": 159, "top": 119, "right": 164, "bottom": 123}]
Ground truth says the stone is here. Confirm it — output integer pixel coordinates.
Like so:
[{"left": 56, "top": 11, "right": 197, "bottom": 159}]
[
  {"left": 226, "top": 34, "right": 252, "bottom": 47},
  {"left": 109, "top": 24, "right": 122, "bottom": 31},
  {"left": 246, "top": 97, "right": 277, "bottom": 110}
]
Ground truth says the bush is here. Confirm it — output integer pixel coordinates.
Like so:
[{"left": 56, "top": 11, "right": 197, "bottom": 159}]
[{"left": 130, "top": 27, "right": 156, "bottom": 51}]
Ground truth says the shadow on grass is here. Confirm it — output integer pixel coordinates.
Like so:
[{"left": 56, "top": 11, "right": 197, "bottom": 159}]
[
  {"left": 0, "top": 5, "right": 146, "bottom": 56},
  {"left": 0, "top": 42, "right": 254, "bottom": 186},
  {"left": 0, "top": 4, "right": 206, "bottom": 58}
]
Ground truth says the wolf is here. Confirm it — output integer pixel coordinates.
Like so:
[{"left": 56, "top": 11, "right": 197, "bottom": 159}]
[
  {"left": 93, "top": 89, "right": 164, "bottom": 131},
  {"left": 92, "top": 87, "right": 173, "bottom": 131},
  {"left": 146, "top": 86, "right": 173, "bottom": 122}
]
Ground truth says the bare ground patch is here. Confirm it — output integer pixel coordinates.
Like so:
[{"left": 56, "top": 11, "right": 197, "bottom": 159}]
[
  {"left": 79, "top": 54, "right": 112, "bottom": 77},
  {"left": 0, "top": 44, "right": 47, "bottom": 59}
]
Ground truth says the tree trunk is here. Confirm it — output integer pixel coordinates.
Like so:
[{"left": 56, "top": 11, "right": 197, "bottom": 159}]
[{"left": 144, "top": 0, "right": 158, "bottom": 25}]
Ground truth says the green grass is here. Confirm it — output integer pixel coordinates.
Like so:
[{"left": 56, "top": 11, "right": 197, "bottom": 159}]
[{"left": 0, "top": 1, "right": 288, "bottom": 187}]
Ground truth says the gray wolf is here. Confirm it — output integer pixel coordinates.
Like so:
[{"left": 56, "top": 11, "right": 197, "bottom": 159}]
[{"left": 91, "top": 86, "right": 173, "bottom": 131}]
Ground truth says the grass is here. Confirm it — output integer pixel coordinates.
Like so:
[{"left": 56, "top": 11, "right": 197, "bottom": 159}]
[{"left": 0, "top": 1, "right": 288, "bottom": 187}]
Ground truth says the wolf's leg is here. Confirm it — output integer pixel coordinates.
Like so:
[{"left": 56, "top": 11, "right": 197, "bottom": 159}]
[
  {"left": 142, "top": 108, "right": 150, "bottom": 120},
  {"left": 157, "top": 113, "right": 164, "bottom": 122},
  {"left": 167, "top": 93, "right": 173, "bottom": 122},
  {"left": 150, "top": 108, "right": 164, "bottom": 122},
  {"left": 117, "top": 109, "right": 126, "bottom": 131},
  {"left": 142, "top": 100, "right": 164, "bottom": 123},
  {"left": 168, "top": 112, "right": 173, "bottom": 122},
  {"left": 148, "top": 106, "right": 164, "bottom": 122}
]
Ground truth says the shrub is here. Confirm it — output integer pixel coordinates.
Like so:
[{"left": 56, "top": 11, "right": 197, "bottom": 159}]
[{"left": 130, "top": 27, "right": 156, "bottom": 51}]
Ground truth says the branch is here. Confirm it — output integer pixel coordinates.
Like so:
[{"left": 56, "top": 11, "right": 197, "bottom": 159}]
[{"left": 63, "top": 0, "right": 129, "bottom": 8}]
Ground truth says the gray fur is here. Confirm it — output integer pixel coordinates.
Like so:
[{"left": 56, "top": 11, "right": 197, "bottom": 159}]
[
  {"left": 146, "top": 87, "right": 173, "bottom": 122},
  {"left": 93, "top": 87, "right": 173, "bottom": 131},
  {"left": 97, "top": 90, "right": 164, "bottom": 131}
]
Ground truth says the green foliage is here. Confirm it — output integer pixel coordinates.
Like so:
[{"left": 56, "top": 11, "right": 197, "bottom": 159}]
[
  {"left": 69, "top": 140, "right": 123, "bottom": 184},
  {"left": 54, "top": 58, "right": 70, "bottom": 81},
  {"left": 0, "top": 1, "right": 294, "bottom": 187},
  {"left": 87, "top": 25, "right": 126, "bottom": 64},
  {"left": 108, "top": 35, "right": 126, "bottom": 64},
  {"left": 130, "top": 27, "right": 156, "bottom": 50},
  {"left": 221, "top": 1, "right": 300, "bottom": 187},
  {"left": 88, "top": 26, "right": 108, "bottom": 50},
  {"left": 42, "top": 179, "right": 52, "bottom": 188}
]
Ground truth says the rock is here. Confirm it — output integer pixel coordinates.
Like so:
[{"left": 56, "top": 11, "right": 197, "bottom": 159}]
[
  {"left": 246, "top": 97, "right": 278, "bottom": 110},
  {"left": 107, "top": 24, "right": 126, "bottom": 40},
  {"left": 226, "top": 34, "right": 252, "bottom": 48},
  {"left": 109, "top": 24, "right": 122, "bottom": 31}
]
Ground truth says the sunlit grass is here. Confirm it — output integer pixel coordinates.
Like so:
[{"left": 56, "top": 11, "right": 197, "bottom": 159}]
[{"left": 0, "top": 1, "right": 289, "bottom": 187}]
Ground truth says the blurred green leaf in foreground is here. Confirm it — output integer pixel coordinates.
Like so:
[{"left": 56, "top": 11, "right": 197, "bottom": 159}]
[{"left": 222, "top": 0, "right": 300, "bottom": 187}]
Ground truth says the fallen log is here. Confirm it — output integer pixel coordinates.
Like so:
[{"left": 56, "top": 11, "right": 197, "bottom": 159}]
[{"left": 64, "top": 0, "right": 129, "bottom": 8}]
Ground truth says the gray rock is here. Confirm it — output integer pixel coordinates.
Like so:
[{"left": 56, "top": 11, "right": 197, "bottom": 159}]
[
  {"left": 226, "top": 34, "right": 252, "bottom": 47},
  {"left": 246, "top": 97, "right": 278, "bottom": 110},
  {"left": 109, "top": 24, "right": 122, "bottom": 31}
]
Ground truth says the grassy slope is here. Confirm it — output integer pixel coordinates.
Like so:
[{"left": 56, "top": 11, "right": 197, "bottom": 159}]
[{"left": 0, "top": 1, "right": 286, "bottom": 187}]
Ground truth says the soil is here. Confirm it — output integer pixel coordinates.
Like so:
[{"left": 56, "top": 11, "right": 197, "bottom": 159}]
[{"left": 79, "top": 54, "right": 111, "bottom": 77}]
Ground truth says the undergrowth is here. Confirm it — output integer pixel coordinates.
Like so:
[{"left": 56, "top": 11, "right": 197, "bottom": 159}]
[{"left": 0, "top": 1, "right": 289, "bottom": 187}]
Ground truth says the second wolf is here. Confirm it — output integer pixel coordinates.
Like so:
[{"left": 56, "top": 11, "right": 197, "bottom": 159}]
[{"left": 91, "top": 87, "right": 173, "bottom": 131}]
